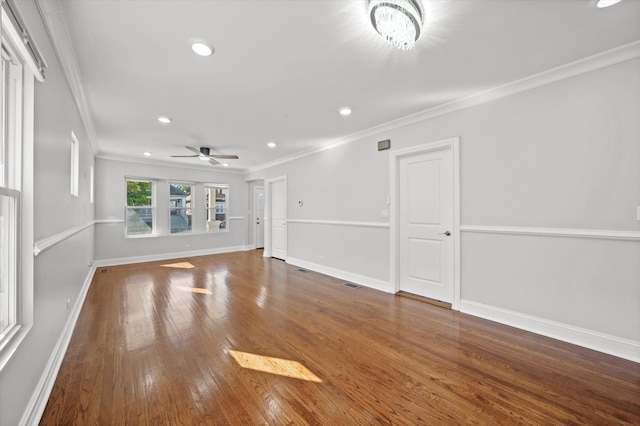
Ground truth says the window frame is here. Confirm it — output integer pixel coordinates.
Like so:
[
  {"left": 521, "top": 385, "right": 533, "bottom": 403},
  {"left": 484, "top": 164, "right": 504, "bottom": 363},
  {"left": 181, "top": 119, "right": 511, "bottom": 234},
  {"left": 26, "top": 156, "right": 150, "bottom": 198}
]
[
  {"left": 0, "top": 0, "right": 41, "bottom": 371},
  {"left": 168, "top": 182, "right": 193, "bottom": 235},
  {"left": 205, "top": 184, "right": 229, "bottom": 233},
  {"left": 125, "top": 178, "right": 156, "bottom": 237},
  {"left": 0, "top": 186, "right": 19, "bottom": 350},
  {"left": 70, "top": 131, "right": 79, "bottom": 197}
]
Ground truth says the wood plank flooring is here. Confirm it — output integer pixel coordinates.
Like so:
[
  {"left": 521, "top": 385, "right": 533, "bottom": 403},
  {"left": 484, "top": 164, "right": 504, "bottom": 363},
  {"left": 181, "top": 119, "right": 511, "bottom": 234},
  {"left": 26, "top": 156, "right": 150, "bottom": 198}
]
[{"left": 40, "top": 250, "right": 640, "bottom": 425}]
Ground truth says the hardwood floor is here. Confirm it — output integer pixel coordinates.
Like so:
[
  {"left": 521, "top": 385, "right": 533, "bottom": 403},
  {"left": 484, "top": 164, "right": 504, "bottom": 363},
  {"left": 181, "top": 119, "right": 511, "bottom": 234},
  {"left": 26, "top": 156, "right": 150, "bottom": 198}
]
[{"left": 41, "top": 251, "right": 639, "bottom": 425}]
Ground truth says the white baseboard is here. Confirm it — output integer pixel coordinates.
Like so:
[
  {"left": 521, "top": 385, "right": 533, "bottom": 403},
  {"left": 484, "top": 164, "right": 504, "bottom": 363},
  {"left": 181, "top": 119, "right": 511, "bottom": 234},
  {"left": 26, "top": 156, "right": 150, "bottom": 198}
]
[
  {"left": 93, "top": 245, "right": 252, "bottom": 267},
  {"left": 286, "top": 257, "right": 392, "bottom": 293},
  {"left": 19, "top": 266, "right": 97, "bottom": 426},
  {"left": 460, "top": 300, "right": 640, "bottom": 363}
]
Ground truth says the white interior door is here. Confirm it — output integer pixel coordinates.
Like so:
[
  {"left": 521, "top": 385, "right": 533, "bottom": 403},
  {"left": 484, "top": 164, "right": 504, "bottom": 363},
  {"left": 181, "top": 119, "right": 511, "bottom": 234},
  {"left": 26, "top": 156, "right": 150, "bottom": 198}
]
[
  {"left": 270, "top": 179, "right": 287, "bottom": 260},
  {"left": 254, "top": 186, "right": 265, "bottom": 249},
  {"left": 398, "top": 148, "right": 454, "bottom": 303}
]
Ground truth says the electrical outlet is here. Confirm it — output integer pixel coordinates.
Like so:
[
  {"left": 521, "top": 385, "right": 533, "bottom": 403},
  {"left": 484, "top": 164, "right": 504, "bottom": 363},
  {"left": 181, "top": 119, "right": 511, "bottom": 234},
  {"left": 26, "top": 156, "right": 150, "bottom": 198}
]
[{"left": 66, "top": 298, "right": 71, "bottom": 310}]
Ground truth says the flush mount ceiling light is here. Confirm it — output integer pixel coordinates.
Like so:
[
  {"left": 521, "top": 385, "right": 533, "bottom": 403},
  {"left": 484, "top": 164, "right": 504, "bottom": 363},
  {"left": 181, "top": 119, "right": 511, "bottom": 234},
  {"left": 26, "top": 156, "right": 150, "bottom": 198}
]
[
  {"left": 143, "top": 152, "right": 152, "bottom": 156},
  {"left": 267, "top": 142, "right": 277, "bottom": 148},
  {"left": 189, "top": 38, "right": 214, "bottom": 57},
  {"left": 369, "top": 0, "right": 423, "bottom": 50},
  {"left": 157, "top": 116, "right": 172, "bottom": 124},
  {"left": 339, "top": 107, "right": 352, "bottom": 116},
  {"left": 596, "top": 0, "right": 622, "bottom": 7}
]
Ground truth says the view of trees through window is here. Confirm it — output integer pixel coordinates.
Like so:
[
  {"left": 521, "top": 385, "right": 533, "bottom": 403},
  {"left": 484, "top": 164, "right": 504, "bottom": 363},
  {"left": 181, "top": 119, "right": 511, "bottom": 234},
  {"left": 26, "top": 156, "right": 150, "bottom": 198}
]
[{"left": 126, "top": 180, "right": 153, "bottom": 235}]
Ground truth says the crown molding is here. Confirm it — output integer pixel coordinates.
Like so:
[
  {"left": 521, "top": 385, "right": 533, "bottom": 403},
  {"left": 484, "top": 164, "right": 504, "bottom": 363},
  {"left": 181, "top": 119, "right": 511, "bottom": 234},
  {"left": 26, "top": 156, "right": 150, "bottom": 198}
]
[
  {"left": 247, "top": 40, "right": 640, "bottom": 175},
  {"left": 36, "top": 0, "right": 97, "bottom": 154}
]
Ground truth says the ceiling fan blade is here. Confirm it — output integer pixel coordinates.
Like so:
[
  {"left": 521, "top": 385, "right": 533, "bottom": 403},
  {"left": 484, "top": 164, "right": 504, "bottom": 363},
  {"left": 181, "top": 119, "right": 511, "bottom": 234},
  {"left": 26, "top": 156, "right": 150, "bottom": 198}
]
[
  {"left": 208, "top": 158, "right": 220, "bottom": 166},
  {"left": 170, "top": 154, "right": 199, "bottom": 158},
  {"left": 209, "top": 154, "right": 239, "bottom": 159},
  {"left": 186, "top": 146, "right": 203, "bottom": 155}
]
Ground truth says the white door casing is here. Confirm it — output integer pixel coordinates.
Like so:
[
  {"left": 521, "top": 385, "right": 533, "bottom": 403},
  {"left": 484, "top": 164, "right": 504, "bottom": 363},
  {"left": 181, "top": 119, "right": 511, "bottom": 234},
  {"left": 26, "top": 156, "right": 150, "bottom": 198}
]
[
  {"left": 264, "top": 176, "right": 287, "bottom": 260},
  {"left": 390, "top": 137, "right": 460, "bottom": 309},
  {"left": 254, "top": 186, "right": 265, "bottom": 249}
]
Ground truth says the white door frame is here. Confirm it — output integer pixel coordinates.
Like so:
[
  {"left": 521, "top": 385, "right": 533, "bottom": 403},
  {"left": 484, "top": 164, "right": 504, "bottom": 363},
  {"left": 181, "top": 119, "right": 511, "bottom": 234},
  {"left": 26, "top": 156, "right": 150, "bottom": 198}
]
[
  {"left": 263, "top": 175, "right": 287, "bottom": 259},
  {"left": 254, "top": 186, "right": 265, "bottom": 249},
  {"left": 389, "top": 137, "right": 461, "bottom": 310}
]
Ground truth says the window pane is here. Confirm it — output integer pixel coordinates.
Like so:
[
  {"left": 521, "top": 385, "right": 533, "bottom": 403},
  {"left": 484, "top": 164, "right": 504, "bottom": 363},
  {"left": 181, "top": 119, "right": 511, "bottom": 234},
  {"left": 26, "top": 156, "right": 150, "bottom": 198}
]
[
  {"left": 126, "top": 180, "right": 154, "bottom": 236},
  {"left": 171, "top": 208, "right": 191, "bottom": 233},
  {"left": 127, "top": 180, "right": 152, "bottom": 207},
  {"left": 126, "top": 207, "right": 153, "bottom": 235},
  {"left": 0, "top": 191, "right": 17, "bottom": 339},
  {"left": 170, "top": 184, "right": 192, "bottom": 234},
  {"left": 205, "top": 186, "right": 228, "bottom": 233}
]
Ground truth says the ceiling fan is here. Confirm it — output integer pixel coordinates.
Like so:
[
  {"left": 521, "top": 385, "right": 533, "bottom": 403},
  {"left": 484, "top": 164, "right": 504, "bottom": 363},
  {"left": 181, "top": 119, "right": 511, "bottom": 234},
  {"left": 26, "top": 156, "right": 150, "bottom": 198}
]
[{"left": 170, "top": 146, "right": 239, "bottom": 165}]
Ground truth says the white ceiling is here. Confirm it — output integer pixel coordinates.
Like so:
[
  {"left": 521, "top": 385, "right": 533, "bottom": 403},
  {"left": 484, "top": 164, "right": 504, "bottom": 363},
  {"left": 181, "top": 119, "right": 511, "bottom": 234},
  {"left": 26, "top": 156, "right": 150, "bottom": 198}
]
[{"left": 42, "top": 0, "right": 640, "bottom": 172}]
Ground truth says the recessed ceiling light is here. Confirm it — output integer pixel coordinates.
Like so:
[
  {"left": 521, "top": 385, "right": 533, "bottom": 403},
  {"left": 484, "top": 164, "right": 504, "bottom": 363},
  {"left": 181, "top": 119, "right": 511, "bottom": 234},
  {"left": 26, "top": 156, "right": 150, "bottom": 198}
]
[
  {"left": 143, "top": 152, "right": 152, "bottom": 156},
  {"left": 267, "top": 142, "right": 277, "bottom": 148},
  {"left": 157, "top": 116, "right": 172, "bottom": 124},
  {"left": 339, "top": 107, "right": 352, "bottom": 116},
  {"left": 189, "top": 38, "right": 214, "bottom": 57},
  {"left": 596, "top": 0, "right": 622, "bottom": 7}
]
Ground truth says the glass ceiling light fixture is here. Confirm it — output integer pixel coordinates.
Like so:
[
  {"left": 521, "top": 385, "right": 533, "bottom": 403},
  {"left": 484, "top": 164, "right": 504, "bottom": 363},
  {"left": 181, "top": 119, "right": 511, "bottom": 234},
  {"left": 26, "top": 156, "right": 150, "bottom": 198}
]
[
  {"left": 189, "top": 38, "right": 214, "bottom": 57},
  {"left": 369, "top": 0, "right": 423, "bottom": 50},
  {"left": 596, "top": 0, "right": 622, "bottom": 7}
]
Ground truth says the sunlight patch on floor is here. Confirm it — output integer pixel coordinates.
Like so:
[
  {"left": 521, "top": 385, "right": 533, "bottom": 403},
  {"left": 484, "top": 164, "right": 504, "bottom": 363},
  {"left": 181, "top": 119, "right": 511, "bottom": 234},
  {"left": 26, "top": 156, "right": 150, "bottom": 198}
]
[
  {"left": 229, "top": 350, "right": 322, "bottom": 383},
  {"left": 176, "top": 286, "right": 212, "bottom": 295},
  {"left": 161, "top": 261, "right": 196, "bottom": 269}
]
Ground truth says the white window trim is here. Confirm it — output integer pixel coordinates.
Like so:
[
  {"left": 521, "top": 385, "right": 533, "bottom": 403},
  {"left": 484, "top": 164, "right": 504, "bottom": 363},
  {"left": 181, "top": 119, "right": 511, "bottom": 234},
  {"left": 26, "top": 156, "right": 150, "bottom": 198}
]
[
  {"left": 0, "top": 4, "right": 37, "bottom": 372},
  {"left": 168, "top": 181, "right": 193, "bottom": 235},
  {"left": 125, "top": 178, "right": 156, "bottom": 238},
  {"left": 205, "top": 183, "right": 229, "bottom": 233},
  {"left": 70, "top": 131, "right": 79, "bottom": 197}
]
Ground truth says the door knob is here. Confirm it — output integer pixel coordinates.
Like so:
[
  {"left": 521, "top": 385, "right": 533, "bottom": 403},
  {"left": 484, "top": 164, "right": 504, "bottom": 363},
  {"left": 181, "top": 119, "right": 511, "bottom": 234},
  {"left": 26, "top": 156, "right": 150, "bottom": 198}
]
[{"left": 438, "top": 231, "right": 451, "bottom": 236}]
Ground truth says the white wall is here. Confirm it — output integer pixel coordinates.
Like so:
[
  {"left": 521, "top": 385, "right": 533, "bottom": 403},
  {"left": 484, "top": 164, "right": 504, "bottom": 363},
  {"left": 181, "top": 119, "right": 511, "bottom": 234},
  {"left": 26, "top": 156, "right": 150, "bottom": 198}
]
[
  {"left": 246, "top": 56, "right": 640, "bottom": 359},
  {"left": 0, "top": 1, "right": 96, "bottom": 424},
  {"left": 94, "top": 158, "right": 249, "bottom": 264}
]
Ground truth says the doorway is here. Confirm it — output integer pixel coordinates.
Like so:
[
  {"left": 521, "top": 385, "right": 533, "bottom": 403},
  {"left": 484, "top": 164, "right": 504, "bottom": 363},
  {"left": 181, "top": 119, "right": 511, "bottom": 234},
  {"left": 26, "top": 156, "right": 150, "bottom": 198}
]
[
  {"left": 254, "top": 186, "right": 265, "bottom": 249},
  {"left": 390, "top": 137, "right": 460, "bottom": 309},
  {"left": 264, "top": 175, "right": 287, "bottom": 260}
]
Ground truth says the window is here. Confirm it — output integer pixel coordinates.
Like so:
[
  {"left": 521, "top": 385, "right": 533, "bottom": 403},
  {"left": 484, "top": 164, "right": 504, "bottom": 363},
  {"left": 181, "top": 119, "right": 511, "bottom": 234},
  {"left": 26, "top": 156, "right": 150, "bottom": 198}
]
[
  {"left": 169, "top": 183, "right": 192, "bottom": 234},
  {"left": 0, "top": 188, "right": 18, "bottom": 346},
  {"left": 70, "top": 132, "right": 79, "bottom": 197},
  {"left": 126, "top": 179, "right": 154, "bottom": 236},
  {"left": 205, "top": 185, "right": 228, "bottom": 232},
  {"left": 0, "top": 39, "right": 22, "bottom": 359},
  {"left": 1, "top": 0, "right": 44, "bottom": 369},
  {"left": 90, "top": 165, "right": 94, "bottom": 204}
]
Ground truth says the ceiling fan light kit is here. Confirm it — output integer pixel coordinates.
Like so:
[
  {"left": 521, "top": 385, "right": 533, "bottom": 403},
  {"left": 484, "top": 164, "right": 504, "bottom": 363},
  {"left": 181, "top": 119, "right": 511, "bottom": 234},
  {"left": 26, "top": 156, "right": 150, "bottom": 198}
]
[{"left": 170, "top": 146, "right": 239, "bottom": 166}]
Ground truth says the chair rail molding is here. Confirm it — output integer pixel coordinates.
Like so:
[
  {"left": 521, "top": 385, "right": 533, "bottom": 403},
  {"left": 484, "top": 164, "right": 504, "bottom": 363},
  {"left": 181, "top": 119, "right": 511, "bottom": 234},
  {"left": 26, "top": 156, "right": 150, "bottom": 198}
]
[
  {"left": 33, "top": 220, "right": 110, "bottom": 256},
  {"left": 286, "top": 219, "right": 390, "bottom": 229},
  {"left": 460, "top": 225, "right": 640, "bottom": 242}
]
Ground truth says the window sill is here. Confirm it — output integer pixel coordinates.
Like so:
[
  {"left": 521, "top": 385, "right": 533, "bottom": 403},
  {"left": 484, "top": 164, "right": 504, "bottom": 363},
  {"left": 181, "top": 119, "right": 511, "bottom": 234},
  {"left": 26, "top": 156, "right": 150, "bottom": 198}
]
[{"left": 0, "top": 324, "right": 31, "bottom": 372}]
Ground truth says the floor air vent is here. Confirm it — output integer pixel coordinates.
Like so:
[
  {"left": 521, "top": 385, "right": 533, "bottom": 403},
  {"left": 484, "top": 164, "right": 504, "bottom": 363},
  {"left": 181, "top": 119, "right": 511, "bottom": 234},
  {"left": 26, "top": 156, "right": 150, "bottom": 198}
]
[
  {"left": 297, "top": 268, "right": 310, "bottom": 273},
  {"left": 343, "top": 282, "right": 361, "bottom": 289}
]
